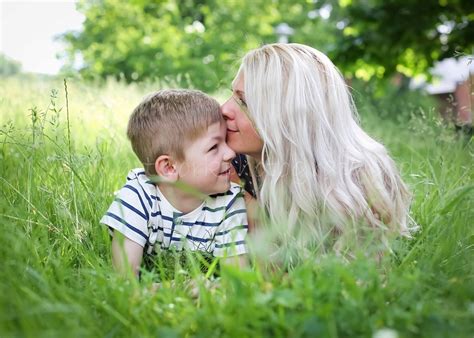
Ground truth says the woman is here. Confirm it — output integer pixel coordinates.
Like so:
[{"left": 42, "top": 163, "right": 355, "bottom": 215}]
[{"left": 222, "top": 43, "right": 411, "bottom": 256}]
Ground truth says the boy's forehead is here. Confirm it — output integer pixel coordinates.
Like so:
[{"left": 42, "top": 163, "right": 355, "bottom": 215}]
[
  {"left": 184, "top": 121, "right": 225, "bottom": 145},
  {"left": 201, "top": 121, "right": 226, "bottom": 138}
]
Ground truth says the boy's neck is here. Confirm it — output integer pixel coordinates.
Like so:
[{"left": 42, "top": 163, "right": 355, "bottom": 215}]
[{"left": 157, "top": 183, "right": 205, "bottom": 214}]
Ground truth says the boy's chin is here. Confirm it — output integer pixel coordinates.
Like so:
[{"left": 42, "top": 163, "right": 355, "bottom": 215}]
[{"left": 209, "top": 183, "right": 231, "bottom": 195}]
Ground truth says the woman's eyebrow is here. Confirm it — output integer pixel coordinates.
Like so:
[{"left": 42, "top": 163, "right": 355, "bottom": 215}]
[{"left": 235, "top": 89, "right": 245, "bottom": 97}]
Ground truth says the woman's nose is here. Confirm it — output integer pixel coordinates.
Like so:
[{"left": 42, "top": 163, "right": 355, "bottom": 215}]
[{"left": 221, "top": 98, "right": 234, "bottom": 121}]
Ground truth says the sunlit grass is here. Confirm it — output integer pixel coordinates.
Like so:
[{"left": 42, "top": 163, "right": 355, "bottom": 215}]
[{"left": 0, "top": 75, "right": 472, "bottom": 337}]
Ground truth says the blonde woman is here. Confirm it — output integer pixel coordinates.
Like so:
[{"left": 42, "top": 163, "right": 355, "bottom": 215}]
[{"left": 222, "top": 43, "right": 411, "bottom": 258}]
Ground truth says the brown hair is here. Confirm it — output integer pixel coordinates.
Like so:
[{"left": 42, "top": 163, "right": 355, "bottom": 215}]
[{"left": 127, "top": 89, "right": 222, "bottom": 175}]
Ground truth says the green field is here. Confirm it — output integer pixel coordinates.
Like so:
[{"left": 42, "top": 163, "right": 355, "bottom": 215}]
[{"left": 1, "top": 75, "right": 473, "bottom": 337}]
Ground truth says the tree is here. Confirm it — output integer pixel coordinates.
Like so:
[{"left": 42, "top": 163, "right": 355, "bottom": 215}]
[
  {"left": 0, "top": 53, "right": 22, "bottom": 76},
  {"left": 62, "top": 0, "right": 474, "bottom": 88},
  {"left": 329, "top": 0, "right": 474, "bottom": 79},
  {"left": 61, "top": 0, "right": 334, "bottom": 91}
]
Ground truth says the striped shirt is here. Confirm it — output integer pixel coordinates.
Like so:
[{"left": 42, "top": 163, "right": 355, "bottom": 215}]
[{"left": 100, "top": 169, "right": 248, "bottom": 257}]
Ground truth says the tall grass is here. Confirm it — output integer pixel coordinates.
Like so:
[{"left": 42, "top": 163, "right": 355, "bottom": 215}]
[{"left": 0, "top": 75, "right": 473, "bottom": 337}]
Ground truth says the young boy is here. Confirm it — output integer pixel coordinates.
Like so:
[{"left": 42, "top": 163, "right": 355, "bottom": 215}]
[{"left": 100, "top": 89, "right": 248, "bottom": 276}]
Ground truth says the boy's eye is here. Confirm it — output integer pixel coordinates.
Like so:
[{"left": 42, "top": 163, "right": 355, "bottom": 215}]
[{"left": 208, "top": 144, "right": 218, "bottom": 152}]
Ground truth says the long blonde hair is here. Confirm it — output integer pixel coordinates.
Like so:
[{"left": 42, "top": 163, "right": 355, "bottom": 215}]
[{"left": 239, "top": 43, "right": 411, "bottom": 253}]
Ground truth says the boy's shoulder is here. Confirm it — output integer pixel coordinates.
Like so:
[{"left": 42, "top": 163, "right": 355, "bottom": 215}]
[
  {"left": 125, "top": 168, "right": 150, "bottom": 182},
  {"left": 117, "top": 168, "right": 157, "bottom": 199}
]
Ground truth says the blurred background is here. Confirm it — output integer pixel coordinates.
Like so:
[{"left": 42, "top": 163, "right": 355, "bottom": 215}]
[{"left": 1, "top": 0, "right": 473, "bottom": 129}]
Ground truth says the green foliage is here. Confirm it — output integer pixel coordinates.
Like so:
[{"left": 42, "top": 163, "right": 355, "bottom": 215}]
[
  {"left": 0, "top": 53, "right": 22, "bottom": 76},
  {"left": 351, "top": 77, "right": 438, "bottom": 122},
  {"left": 62, "top": 0, "right": 474, "bottom": 88},
  {"left": 1, "top": 76, "right": 473, "bottom": 337},
  {"left": 331, "top": 0, "right": 474, "bottom": 77},
  {"left": 61, "top": 0, "right": 335, "bottom": 91}
]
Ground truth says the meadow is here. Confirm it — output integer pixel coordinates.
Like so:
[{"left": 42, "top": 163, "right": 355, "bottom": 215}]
[{"left": 0, "top": 75, "right": 473, "bottom": 337}]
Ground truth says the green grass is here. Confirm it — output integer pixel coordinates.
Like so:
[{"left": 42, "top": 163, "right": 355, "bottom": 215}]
[{"left": 0, "top": 75, "right": 473, "bottom": 337}]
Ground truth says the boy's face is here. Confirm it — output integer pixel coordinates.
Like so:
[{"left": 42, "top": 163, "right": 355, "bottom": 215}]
[{"left": 176, "top": 121, "right": 236, "bottom": 195}]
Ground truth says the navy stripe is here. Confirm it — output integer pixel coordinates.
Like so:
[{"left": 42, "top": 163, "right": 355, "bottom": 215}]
[
  {"left": 139, "top": 185, "right": 153, "bottom": 208},
  {"left": 160, "top": 215, "right": 226, "bottom": 227},
  {"left": 215, "top": 240, "right": 246, "bottom": 249},
  {"left": 126, "top": 171, "right": 146, "bottom": 181},
  {"left": 225, "top": 193, "right": 241, "bottom": 211},
  {"left": 150, "top": 195, "right": 161, "bottom": 201},
  {"left": 216, "top": 225, "right": 248, "bottom": 236},
  {"left": 160, "top": 214, "right": 174, "bottom": 222},
  {"left": 114, "top": 198, "right": 148, "bottom": 220},
  {"left": 224, "top": 209, "right": 246, "bottom": 219},
  {"left": 185, "top": 234, "right": 211, "bottom": 243},
  {"left": 195, "top": 220, "right": 222, "bottom": 227},
  {"left": 151, "top": 226, "right": 164, "bottom": 233},
  {"left": 124, "top": 184, "right": 150, "bottom": 217},
  {"left": 202, "top": 205, "right": 226, "bottom": 212},
  {"left": 182, "top": 220, "right": 222, "bottom": 227},
  {"left": 151, "top": 211, "right": 161, "bottom": 217},
  {"left": 162, "top": 232, "right": 185, "bottom": 242},
  {"left": 210, "top": 190, "right": 233, "bottom": 198},
  {"left": 161, "top": 216, "right": 223, "bottom": 227},
  {"left": 105, "top": 212, "right": 148, "bottom": 240}
]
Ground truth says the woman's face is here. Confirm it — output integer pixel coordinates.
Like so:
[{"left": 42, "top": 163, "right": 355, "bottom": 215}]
[{"left": 221, "top": 73, "right": 264, "bottom": 159}]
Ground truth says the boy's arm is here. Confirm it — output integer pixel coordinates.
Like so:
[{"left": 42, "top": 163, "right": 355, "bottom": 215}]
[
  {"left": 111, "top": 231, "right": 144, "bottom": 277},
  {"left": 100, "top": 177, "right": 151, "bottom": 278}
]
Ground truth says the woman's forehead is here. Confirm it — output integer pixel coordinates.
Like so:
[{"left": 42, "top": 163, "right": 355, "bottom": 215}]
[{"left": 232, "top": 72, "right": 244, "bottom": 90}]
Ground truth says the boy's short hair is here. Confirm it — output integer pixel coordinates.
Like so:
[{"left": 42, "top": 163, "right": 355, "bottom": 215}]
[{"left": 127, "top": 89, "right": 222, "bottom": 176}]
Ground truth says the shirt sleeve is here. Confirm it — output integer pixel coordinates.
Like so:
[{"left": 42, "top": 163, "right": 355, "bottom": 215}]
[
  {"left": 213, "top": 187, "right": 248, "bottom": 257},
  {"left": 100, "top": 181, "right": 150, "bottom": 247}
]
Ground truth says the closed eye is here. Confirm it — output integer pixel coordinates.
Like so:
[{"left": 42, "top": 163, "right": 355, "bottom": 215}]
[
  {"left": 208, "top": 144, "right": 218, "bottom": 152},
  {"left": 233, "top": 95, "right": 247, "bottom": 108}
]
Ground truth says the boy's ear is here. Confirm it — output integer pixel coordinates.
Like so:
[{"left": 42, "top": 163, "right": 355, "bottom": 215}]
[{"left": 155, "top": 155, "right": 178, "bottom": 181}]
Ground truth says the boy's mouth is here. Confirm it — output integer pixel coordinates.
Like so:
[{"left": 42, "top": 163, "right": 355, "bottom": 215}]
[
  {"left": 218, "top": 168, "right": 231, "bottom": 176},
  {"left": 227, "top": 128, "right": 238, "bottom": 133}
]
